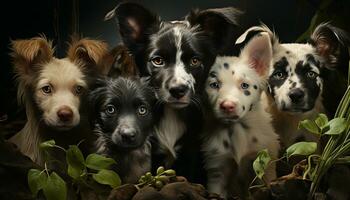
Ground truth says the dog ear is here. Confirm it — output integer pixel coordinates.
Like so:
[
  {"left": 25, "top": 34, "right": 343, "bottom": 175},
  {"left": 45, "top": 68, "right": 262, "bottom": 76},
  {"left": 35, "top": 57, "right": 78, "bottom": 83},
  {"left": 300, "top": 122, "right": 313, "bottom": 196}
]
[
  {"left": 310, "top": 23, "right": 350, "bottom": 69},
  {"left": 10, "top": 36, "right": 54, "bottom": 77},
  {"left": 240, "top": 33, "right": 272, "bottom": 77},
  {"left": 105, "top": 3, "right": 160, "bottom": 60},
  {"left": 67, "top": 37, "right": 108, "bottom": 72},
  {"left": 236, "top": 24, "right": 278, "bottom": 47},
  {"left": 186, "top": 7, "right": 243, "bottom": 54}
]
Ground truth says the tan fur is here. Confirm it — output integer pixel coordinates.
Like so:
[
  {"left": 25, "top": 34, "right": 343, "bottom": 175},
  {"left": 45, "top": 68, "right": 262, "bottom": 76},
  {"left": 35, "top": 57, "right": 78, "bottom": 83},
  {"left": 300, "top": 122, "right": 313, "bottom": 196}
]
[{"left": 8, "top": 36, "right": 108, "bottom": 167}]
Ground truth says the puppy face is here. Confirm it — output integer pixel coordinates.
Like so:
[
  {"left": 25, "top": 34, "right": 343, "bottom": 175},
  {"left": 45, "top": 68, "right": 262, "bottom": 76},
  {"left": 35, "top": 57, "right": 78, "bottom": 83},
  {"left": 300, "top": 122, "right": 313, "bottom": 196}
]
[
  {"left": 205, "top": 33, "right": 272, "bottom": 122},
  {"left": 35, "top": 59, "right": 87, "bottom": 129},
  {"left": 268, "top": 45, "right": 323, "bottom": 113},
  {"left": 90, "top": 78, "right": 155, "bottom": 150},
  {"left": 147, "top": 22, "right": 210, "bottom": 108}
]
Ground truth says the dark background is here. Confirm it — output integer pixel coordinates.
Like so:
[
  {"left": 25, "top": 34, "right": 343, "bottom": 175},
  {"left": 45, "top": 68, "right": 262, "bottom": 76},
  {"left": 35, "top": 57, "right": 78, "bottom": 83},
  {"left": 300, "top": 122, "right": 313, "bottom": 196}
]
[{"left": 0, "top": 0, "right": 349, "bottom": 126}]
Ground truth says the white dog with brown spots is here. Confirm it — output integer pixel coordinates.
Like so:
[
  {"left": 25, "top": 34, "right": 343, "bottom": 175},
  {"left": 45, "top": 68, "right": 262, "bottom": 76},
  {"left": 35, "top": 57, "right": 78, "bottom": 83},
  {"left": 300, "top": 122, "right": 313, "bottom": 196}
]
[{"left": 202, "top": 33, "right": 280, "bottom": 198}]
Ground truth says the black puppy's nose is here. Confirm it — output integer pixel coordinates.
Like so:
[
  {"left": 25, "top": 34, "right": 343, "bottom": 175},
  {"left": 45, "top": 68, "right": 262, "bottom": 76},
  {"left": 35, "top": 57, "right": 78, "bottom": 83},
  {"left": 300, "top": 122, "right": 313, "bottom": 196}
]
[
  {"left": 169, "top": 85, "right": 189, "bottom": 99},
  {"left": 120, "top": 128, "right": 136, "bottom": 142},
  {"left": 289, "top": 88, "right": 305, "bottom": 103}
]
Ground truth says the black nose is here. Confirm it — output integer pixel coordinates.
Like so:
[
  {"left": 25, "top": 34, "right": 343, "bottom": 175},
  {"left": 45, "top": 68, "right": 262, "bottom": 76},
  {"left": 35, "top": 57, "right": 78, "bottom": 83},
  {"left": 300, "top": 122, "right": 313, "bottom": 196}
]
[
  {"left": 169, "top": 85, "right": 189, "bottom": 99},
  {"left": 289, "top": 89, "right": 305, "bottom": 103},
  {"left": 119, "top": 128, "right": 136, "bottom": 142}
]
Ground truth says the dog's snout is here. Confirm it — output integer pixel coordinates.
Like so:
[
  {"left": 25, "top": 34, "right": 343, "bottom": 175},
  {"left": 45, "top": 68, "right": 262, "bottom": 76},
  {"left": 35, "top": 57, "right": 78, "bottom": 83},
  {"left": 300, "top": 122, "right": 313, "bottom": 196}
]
[
  {"left": 57, "top": 106, "right": 73, "bottom": 122},
  {"left": 119, "top": 128, "right": 137, "bottom": 142},
  {"left": 220, "top": 100, "right": 236, "bottom": 113},
  {"left": 288, "top": 89, "right": 305, "bottom": 103},
  {"left": 169, "top": 85, "right": 188, "bottom": 99}
]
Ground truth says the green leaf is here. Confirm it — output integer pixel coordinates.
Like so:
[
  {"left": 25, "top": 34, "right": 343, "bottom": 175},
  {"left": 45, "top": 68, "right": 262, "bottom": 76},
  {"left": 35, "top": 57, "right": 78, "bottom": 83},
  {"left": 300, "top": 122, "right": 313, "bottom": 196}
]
[
  {"left": 66, "top": 145, "right": 85, "bottom": 179},
  {"left": 85, "top": 154, "right": 116, "bottom": 170},
  {"left": 43, "top": 172, "right": 67, "bottom": 200},
  {"left": 92, "top": 169, "right": 121, "bottom": 188},
  {"left": 286, "top": 142, "right": 317, "bottom": 159},
  {"left": 298, "top": 119, "right": 320, "bottom": 135},
  {"left": 27, "top": 169, "right": 47, "bottom": 196},
  {"left": 253, "top": 149, "right": 271, "bottom": 179},
  {"left": 324, "top": 118, "right": 347, "bottom": 135},
  {"left": 315, "top": 113, "right": 328, "bottom": 130},
  {"left": 40, "top": 140, "right": 56, "bottom": 149}
]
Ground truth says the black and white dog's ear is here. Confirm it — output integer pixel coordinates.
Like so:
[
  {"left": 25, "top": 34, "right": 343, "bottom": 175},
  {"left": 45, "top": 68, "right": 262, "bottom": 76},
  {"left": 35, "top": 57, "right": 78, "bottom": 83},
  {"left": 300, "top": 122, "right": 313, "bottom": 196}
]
[
  {"left": 186, "top": 7, "right": 243, "bottom": 54},
  {"left": 105, "top": 2, "right": 160, "bottom": 57},
  {"left": 310, "top": 23, "right": 350, "bottom": 69}
]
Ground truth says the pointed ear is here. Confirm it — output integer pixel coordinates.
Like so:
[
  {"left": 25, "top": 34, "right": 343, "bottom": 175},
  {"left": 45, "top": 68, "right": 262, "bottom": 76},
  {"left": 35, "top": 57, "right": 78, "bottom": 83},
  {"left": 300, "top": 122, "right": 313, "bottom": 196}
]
[
  {"left": 67, "top": 37, "right": 108, "bottom": 72},
  {"left": 10, "top": 36, "right": 53, "bottom": 76},
  {"left": 105, "top": 2, "right": 160, "bottom": 55},
  {"left": 310, "top": 23, "right": 350, "bottom": 69},
  {"left": 240, "top": 33, "right": 272, "bottom": 77},
  {"left": 186, "top": 7, "right": 243, "bottom": 53}
]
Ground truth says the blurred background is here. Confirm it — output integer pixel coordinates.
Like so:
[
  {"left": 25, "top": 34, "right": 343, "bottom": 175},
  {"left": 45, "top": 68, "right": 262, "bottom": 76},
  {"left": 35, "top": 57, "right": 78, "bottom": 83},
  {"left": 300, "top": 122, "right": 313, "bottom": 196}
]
[{"left": 0, "top": 0, "right": 349, "bottom": 135}]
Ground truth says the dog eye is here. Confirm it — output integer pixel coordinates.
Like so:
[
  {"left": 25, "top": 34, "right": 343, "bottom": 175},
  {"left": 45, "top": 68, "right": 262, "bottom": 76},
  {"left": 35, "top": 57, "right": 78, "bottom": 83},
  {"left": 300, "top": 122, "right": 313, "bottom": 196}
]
[
  {"left": 41, "top": 85, "right": 52, "bottom": 94},
  {"left": 241, "top": 82, "right": 249, "bottom": 89},
  {"left": 105, "top": 104, "right": 116, "bottom": 115},
  {"left": 75, "top": 85, "right": 84, "bottom": 95},
  {"left": 306, "top": 71, "right": 317, "bottom": 79},
  {"left": 190, "top": 57, "right": 202, "bottom": 67},
  {"left": 138, "top": 105, "right": 148, "bottom": 116},
  {"left": 272, "top": 71, "right": 286, "bottom": 80},
  {"left": 209, "top": 82, "right": 220, "bottom": 89},
  {"left": 151, "top": 56, "right": 165, "bottom": 67}
]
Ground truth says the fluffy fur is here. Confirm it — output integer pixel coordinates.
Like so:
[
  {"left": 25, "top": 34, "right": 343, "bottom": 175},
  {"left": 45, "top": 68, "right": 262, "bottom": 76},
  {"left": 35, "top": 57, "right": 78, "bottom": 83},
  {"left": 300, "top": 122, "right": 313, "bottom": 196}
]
[
  {"left": 106, "top": 3, "right": 242, "bottom": 173},
  {"left": 8, "top": 36, "right": 108, "bottom": 168},
  {"left": 88, "top": 77, "right": 156, "bottom": 183},
  {"left": 237, "top": 24, "right": 349, "bottom": 148},
  {"left": 202, "top": 33, "right": 280, "bottom": 198}
]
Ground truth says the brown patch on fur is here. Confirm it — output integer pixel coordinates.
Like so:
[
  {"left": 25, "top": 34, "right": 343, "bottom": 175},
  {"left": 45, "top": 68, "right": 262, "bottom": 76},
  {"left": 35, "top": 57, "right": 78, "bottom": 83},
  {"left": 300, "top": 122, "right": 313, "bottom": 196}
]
[
  {"left": 101, "top": 45, "right": 139, "bottom": 78},
  {"left": 67, "top": 36, "right": 108, "bottom": 73}
]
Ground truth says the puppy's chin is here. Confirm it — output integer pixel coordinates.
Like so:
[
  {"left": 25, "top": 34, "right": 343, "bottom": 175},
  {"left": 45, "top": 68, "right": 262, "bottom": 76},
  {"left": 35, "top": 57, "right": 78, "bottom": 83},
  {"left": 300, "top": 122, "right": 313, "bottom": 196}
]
[
  {"left": 214, "top": 111, "right": 240, "bottom": 124},
  {"left": 163, "top": 95, "right": 191, "bottom": 109},
  {"left": 44, "top": 120, "right": 79, "bottom": 131},
  {"left": 278, "top": 101, "right": 314, "bottom": 114},
  {"left": 111, "top": 141, "right": 144, "bottom": 151}
]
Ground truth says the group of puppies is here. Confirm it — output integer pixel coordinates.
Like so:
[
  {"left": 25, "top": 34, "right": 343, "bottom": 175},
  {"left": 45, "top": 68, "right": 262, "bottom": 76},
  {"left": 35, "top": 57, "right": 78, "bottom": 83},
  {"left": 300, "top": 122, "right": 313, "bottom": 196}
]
[{"left": 7, "top": 2, "right": 349, "bottom": 199}]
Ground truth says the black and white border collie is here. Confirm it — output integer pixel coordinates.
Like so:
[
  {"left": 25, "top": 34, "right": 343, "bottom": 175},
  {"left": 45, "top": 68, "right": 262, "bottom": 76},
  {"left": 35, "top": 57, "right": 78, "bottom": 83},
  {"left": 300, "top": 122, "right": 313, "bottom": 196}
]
[
  {"left": 105, "top": 2, "right": 242, "bottom": 173},
  {"left": 89, "top": 77, "right": 156, "bottom": 183},
  {"left": 202, "top": 33, "right": 280, "bottom": 198},
  {"left": 237, "top": 23, "right": 349, "bottom": 148}
]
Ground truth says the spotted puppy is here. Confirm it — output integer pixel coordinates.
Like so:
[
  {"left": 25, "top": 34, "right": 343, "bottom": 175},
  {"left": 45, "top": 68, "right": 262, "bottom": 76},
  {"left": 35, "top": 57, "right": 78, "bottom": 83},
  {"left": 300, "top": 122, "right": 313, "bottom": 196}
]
[
  {"left": 237, "top": 24, "right": 349, "bottom": 148},
  {"left": 202, "top": 33, "right": 280, "bottom": 198}
]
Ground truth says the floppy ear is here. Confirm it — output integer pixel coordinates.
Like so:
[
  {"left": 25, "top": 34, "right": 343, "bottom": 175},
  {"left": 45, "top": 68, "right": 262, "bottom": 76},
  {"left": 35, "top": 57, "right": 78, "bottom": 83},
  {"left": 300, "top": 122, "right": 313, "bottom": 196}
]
[
  {"left": 67, "top": 37, "right": 108, "bottom": 72},
  {"left": 105, "top": 2, "right": 160, "bottom": 58},
  {"left": 235, "top": 24, "right": 278, "bottom": 46},
  {"left": 310, "top": 23, "right": 350, "bottom": 69},
  {"left": 10, "top": 36, "right": 53, "bottom": 77},
  {"left": 186, "top": 7, "right": 243, "bottom": 54},
  {"left": 240, "top": 33, "right": 272, "bottom": 77}
]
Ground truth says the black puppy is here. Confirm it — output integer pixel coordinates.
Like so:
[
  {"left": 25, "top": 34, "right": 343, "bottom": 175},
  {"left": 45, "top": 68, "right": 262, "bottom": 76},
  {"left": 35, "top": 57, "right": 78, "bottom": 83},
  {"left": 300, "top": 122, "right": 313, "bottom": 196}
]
[
  {"left": 105, "top": 3, "right": 242, "bottom": 182},
  {"left": 89, "top": 77, "right": 156, "bottom": 183}
]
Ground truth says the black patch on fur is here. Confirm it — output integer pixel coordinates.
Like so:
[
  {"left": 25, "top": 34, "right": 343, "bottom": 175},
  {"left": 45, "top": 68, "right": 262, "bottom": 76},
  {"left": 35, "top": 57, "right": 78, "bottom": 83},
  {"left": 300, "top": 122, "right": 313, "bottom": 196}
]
[
  {"left": 223, "top": 62, "right": 229, "bottom": 69},
  {"left": 232, "top": 70, "right": 235, "bottom": 75},
  {"left": 306, "top": 54, "right": 320, "bottom": 68},
  {"left": 286, "top": 51, "right": 290, "bottom": 54},
  {"left": 268, "top": 57, "right": 289, "bottom": 95},
  {"left": 291, "top": 82, "right": 297, "bottom": 88},
  {"left": 242, "top": 105, "right": 245, "bottom": 111},
  {"left": 253, "top": 85, "right": 257, "bottom": 90},
  {"left": 249, "top": 104, "right": 253, "bottom": 111},
  {"left": 223, "top": 140, "right": 229, "bottom": 149},
  {"left": 244, "top": 90, "right": 251, "bottom": 96},
  {"left": 209, "top": 71, "right": 217, "bottom": 78},
  {"left": 252, "top": 137, "right": 258, "bottom": 143}
]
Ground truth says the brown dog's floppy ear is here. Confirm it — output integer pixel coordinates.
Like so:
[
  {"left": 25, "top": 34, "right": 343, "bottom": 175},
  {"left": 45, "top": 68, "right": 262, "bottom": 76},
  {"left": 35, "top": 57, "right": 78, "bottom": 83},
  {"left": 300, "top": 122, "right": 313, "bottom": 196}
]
[
  {"left": 310, "top": 23, "right": 350, "bottom": 69},
  {"left": 186, "top": 7, "right": 243, "bottom": 54},
  {"left": 11, "top": 36, "right": 53, "bottom": 77},
  {"left": 67, "top": 37, "right": 108, "bottom": 72}
]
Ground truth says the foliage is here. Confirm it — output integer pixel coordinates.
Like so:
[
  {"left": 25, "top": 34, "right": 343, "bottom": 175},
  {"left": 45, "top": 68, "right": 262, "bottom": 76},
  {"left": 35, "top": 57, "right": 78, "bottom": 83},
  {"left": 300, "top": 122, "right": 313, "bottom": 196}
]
[
  {"left": 137, "top": 166, "right": 177, "bottom": 190},
  {"left": 27, "top": 140, "right": 120, "bottom": 200}
]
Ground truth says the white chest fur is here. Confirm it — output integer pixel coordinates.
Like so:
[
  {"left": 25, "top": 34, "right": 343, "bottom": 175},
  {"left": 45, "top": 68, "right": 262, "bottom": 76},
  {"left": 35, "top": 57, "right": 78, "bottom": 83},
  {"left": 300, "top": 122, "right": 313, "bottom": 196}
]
[{"left": 155, "top": 106, "right": 186, "bottom": 159}]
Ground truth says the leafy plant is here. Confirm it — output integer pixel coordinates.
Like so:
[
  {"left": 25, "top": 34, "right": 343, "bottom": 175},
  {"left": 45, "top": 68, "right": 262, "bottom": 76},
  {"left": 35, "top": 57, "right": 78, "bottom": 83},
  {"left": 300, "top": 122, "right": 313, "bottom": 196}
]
[
  {"left": 28, "top": 140, "right": 120, "bottom": 200},
  {"left": 137, "top": 166, "right": 177, "bottom": 190}
]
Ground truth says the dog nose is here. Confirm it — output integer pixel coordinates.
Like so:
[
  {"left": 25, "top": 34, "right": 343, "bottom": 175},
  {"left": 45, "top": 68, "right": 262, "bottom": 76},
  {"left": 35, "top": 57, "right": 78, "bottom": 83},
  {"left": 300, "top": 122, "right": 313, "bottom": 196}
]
[
  {"left": 289, "top": 89, "right": 305, "bottom": 103},
  {"left": 57, "top": 106, "right": 73, "bottom": 122},
  {"left": 120, "top": 128, "right": 136, "bottom": 142},
  {"left": 220, "top": 100, "right": 236, "bottom": 113},
  {"left": 169, "top": 85, "right": 189, "bottom": 99}
]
